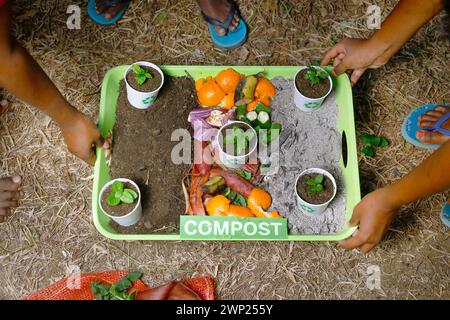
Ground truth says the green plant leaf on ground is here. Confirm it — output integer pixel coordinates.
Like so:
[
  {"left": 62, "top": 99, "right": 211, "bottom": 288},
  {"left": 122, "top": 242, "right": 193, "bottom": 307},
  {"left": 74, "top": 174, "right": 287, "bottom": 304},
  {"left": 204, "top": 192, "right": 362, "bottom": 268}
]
[
  {"left": 362, "top": 145, "right": 375, "bottom": 157},
  {"left": 153, "top": 9, "right": 167, "bottom": 23},
  {"left": 359, "top": 134, "right": 389, "bottom": 148},
  {"left": 378, "top": 137, "right": 389, "bottom": 148}
]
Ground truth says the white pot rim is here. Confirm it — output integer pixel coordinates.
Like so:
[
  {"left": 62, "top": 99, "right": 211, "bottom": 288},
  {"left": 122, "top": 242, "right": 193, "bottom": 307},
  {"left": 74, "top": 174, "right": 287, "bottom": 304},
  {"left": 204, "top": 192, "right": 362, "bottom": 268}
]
[
  {"left": 216, "top": 121, "right": 258, "bottom": 159},
  {"left": 295, "top": 168, "right": 337, "bottom": 207},
  {"left": 124, "top": 61, "right": 165, "bottom": 94},
  {"left": 294, "top": 66, "right": 333, "bottom": 101},
  {"left": 99, "top": 178, "right": 141, "bottom": 219}
]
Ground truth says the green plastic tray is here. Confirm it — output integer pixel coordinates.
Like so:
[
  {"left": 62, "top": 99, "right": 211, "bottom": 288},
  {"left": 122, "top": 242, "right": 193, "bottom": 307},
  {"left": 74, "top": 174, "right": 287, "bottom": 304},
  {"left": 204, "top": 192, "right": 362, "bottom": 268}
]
[{"left": 92, "top": 65, "right": 360, "bottom": 241}]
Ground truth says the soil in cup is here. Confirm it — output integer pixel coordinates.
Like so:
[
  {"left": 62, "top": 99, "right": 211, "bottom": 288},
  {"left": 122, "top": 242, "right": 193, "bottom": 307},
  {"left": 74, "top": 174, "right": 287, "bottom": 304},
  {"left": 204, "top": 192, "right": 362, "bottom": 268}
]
[
  {"left": 126, "top": 65, "right": 163, "bottom": 92},
  {"left": 296, "top": 173, "right": 334, "bottom": 205},
  {"left": 295, "top": 69, "right": 331, "bottom": 99},
  {"left": 109, "top": 77, "right": 194, "bottom": 234}
]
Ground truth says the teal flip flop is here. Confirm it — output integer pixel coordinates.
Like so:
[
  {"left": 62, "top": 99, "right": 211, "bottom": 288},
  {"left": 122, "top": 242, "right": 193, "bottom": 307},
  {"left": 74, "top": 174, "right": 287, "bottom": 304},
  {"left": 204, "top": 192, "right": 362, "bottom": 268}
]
[
  {"left": 87, "top": 0, "right": 130, "bottom": 26},
  {"left": 200, "top": 2, "right": 248, "bottom": 49},
  {"left": 440, "top": 203, "right": 450, "bottom": 227},
  {"left": 401, "top": 104, "right": 450, "bottom": 149}
]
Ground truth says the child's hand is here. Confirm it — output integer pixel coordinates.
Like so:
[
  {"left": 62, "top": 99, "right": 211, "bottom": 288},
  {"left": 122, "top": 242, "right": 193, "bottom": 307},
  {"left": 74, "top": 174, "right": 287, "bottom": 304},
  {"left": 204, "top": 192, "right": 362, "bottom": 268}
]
[
  {"left": 321, "top": 38, "right": 390, "bottom": 85},
  {"left": 339, "top": 188, "right": 398, "bottom": 253},
  {"left": 60, "top": 110, "right": 109, "bottom": 165}
]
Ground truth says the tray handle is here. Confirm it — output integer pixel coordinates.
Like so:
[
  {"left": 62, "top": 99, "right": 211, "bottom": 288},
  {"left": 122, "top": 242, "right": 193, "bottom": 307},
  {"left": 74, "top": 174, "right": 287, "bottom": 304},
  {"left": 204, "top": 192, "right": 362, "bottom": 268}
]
[{"left": 342, "top": 130, "right": 348, "bottom": 168}]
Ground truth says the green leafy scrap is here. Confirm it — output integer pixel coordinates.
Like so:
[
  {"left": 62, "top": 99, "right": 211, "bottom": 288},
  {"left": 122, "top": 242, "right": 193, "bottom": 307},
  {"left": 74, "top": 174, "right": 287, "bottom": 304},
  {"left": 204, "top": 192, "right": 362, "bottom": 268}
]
[
  {"left": 359, "top": 134, "right": 389, "bottom": 157},
  {"left": 91, "top": 272, "right": 142, "bottom": 300}
]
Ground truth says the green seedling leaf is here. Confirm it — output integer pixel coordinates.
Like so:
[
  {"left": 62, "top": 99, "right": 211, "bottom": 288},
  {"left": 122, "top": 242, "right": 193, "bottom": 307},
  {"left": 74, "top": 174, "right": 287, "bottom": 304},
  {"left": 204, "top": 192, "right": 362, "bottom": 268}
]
[
  {"left": 120, "top": 191, "right": 135, "bottom": 204},
  {"left": 306, "top": 179, "right": 317, "bottom": 186},
  {"left": 124, "top": 188, "right": 138, "bottom": 200},
  {"left": 112, "top": 181, "right": 124, "bottom": 193},
  {"left": 315, "top": 174, "right": 324, "bottom": 184},
  {"left": 107, "top": 192, "right": 120, "bottom": 207},
  {"left": 304, "top": 66, "right": 328, "bottom": 85},
  {"left": 315, "top": 183, "right": 324, "bottom": 192},
  {"left": 132, "top": 64, "right": 153, "bottom": 86},
  {"left": 132, "top": 64, "right": 141, "bottom": 74},
  {"left": 362, "top": 146, "right": 375, "bottom": 157}
]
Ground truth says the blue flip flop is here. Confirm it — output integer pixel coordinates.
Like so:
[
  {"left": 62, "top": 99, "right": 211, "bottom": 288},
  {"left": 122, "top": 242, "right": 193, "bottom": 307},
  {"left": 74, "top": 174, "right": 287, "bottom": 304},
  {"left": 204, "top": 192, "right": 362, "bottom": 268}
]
[
  {"left": 440, "top": 203, "right": 450, "bottom": 227},
  {"left": 87, "top": 0, "right": 130, "bottom": 26},
  {"left": 401, "top": 104, "right": 450, "bottom": 149},
  {"left": 200, "top": 2, "right": 248, "bottom": 49}
]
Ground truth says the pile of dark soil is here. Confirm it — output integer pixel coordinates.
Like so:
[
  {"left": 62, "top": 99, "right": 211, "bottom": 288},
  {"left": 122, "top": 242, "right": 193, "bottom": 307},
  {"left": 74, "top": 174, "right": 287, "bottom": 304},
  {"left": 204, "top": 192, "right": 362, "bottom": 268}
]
[
  {"left": 295, "top": 69, "right": 330, "bottom": 99},
  {"left": 109, "top": 76, "right": 196, "bottom": 234},
  {"left": 296, "top": 173, "right": 334, "bottom": 205},
  {"left": 126, "top": 65, "right": 163, "bottom": 92}
]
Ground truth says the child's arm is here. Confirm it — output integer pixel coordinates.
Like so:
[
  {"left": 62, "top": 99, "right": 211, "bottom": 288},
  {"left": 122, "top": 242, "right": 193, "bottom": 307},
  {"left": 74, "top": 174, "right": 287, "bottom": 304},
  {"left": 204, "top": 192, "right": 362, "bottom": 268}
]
[
  {"left": 0, "top": 5, "right": 104, "bottom": 165},
  {"left": 321, "top": 0, "right": 444, "bottom": 84},
  {"left": 340, "top": 140, "right": 450, "bottom": 253}
]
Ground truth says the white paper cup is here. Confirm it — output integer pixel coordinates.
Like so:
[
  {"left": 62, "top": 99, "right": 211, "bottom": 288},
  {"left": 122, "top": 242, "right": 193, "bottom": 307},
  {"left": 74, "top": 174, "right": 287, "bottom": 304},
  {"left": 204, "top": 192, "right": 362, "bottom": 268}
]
[
  {"left": 295, "top": 168, "right": 337, "bottom": 216},
  {"left": 124, "top": 61, "right": 164, "bottom": 109},
  {"left": 216, "top": 121, "right": 258, "bottom": 169},
  {"left": 293, "top": 66, "right": 333, "bottom": 112},
  {"left": 99, "top": 178, "right": 142, "bottom": 227}
]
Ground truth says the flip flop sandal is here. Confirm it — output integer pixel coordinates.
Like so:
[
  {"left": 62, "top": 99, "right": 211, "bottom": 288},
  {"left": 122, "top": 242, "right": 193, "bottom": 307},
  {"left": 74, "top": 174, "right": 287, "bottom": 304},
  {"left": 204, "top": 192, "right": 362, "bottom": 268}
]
[
  {"left": 87, "top": 0, "right": 130, "bottom": 26},
  {"left": 199, "top": 2, "right": 248, "bottom": 49},
  {"left": 440, "top": 202, "right": 450, "bottom": 228},
  {"left": 401, "top": 104, "right": 450, "bottom": 150}
]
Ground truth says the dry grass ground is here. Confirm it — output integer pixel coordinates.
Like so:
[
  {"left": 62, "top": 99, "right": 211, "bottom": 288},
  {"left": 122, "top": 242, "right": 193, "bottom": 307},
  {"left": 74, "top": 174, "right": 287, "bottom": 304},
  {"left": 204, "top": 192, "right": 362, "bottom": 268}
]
[{"left": 0, "top": 0, "right": 449, "bottom": 299}]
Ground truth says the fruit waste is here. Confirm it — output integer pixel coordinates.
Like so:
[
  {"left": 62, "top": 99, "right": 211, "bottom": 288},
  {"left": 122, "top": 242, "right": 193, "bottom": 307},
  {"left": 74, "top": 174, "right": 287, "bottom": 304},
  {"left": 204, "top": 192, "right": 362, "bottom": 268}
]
[{"left": 186, "top": 68, "right": 282, "bottom": 219}]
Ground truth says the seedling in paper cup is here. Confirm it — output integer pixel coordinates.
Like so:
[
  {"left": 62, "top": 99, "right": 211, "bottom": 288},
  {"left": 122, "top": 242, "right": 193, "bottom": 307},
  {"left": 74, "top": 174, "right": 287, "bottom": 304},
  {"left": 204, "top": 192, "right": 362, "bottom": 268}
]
[
  {"left": 304, "top": 66, "right": 329, "bottom": 85},
  {"left": 132, "top": 63, "right": 153, "bottom": 86},
  {"left": 107, "top": 181, "right": 139, "bottom": 206},
  {"left": 293, "top": 66, "right": 333, "bottom": 112},
  {"left": 99, "top": 178, "right": 142, "bottom": 227},
  {"left": 307, "top": 174, "right": 325, "bottom": 194}
]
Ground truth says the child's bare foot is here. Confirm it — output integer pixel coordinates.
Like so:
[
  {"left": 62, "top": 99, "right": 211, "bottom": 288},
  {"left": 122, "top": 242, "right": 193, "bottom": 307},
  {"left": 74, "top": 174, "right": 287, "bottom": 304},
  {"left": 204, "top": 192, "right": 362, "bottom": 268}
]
[
  {"left": 416, "top": 106, "right": 450, "bottom": 145},
  {"left": 0, "top": 176, "right": 21, "bottom": 223},
  {"left": 198, "top": 0, "right": 241, "bottom": 35},
  {"left": 95, "top": 0, "right": 129, "bottom": 20}
]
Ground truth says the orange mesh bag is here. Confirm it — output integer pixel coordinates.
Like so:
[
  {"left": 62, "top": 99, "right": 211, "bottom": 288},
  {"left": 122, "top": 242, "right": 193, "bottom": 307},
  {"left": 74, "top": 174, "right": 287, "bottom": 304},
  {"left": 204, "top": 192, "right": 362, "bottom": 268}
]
[{"left": 23, "top": 270, "right": 215, "bottom": 300}]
